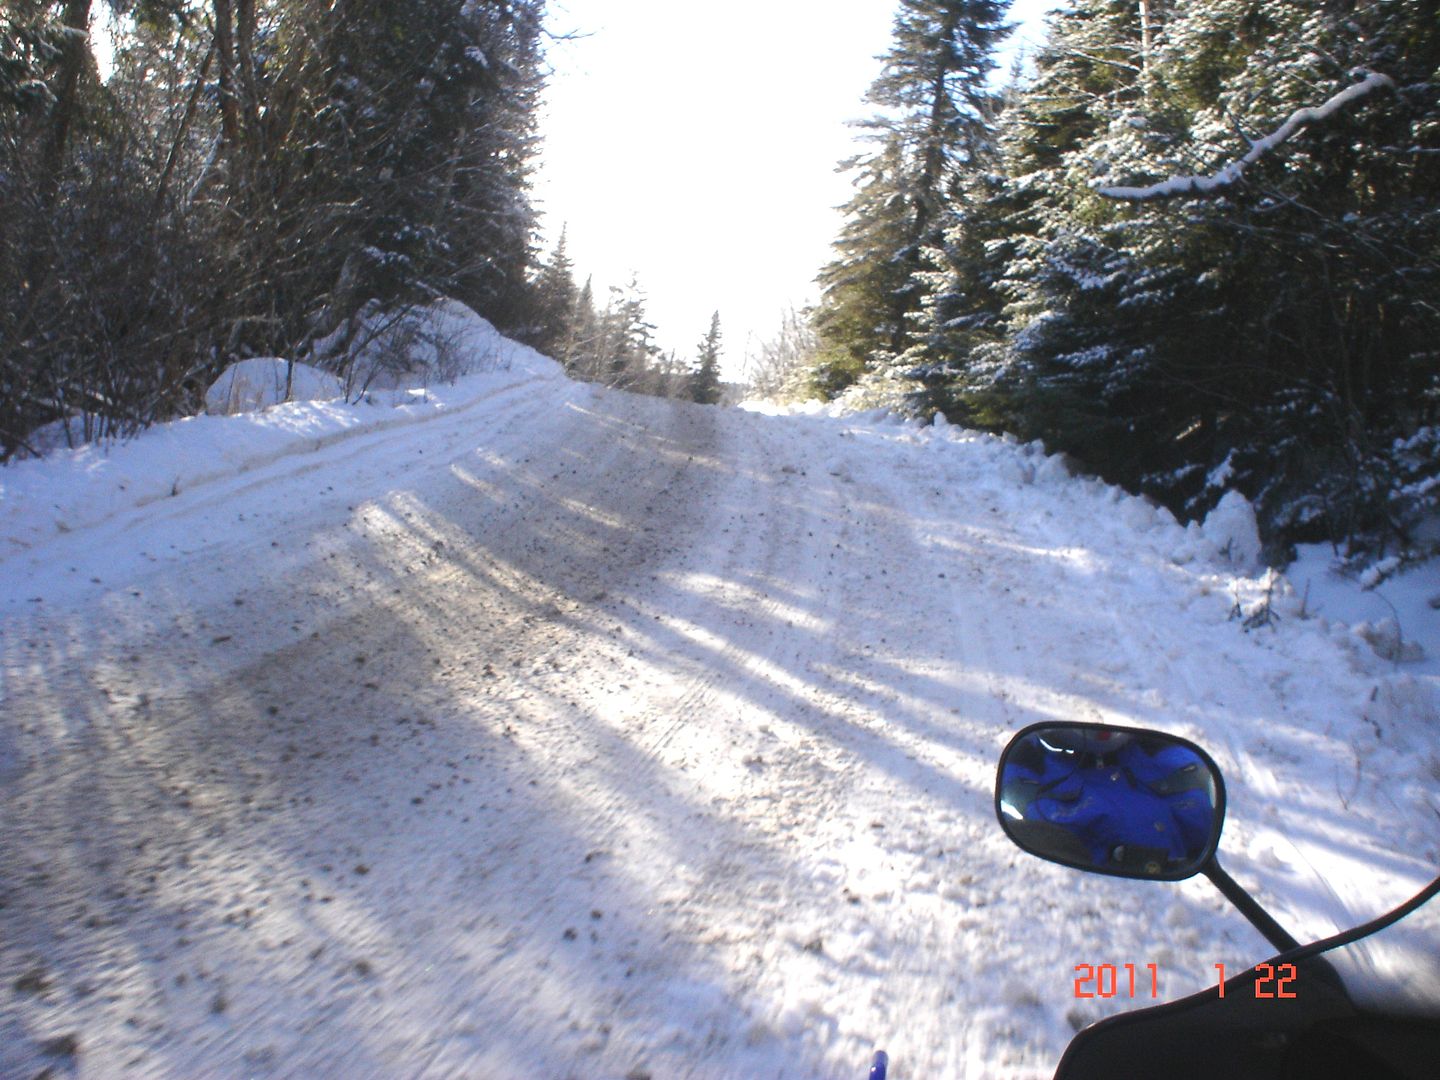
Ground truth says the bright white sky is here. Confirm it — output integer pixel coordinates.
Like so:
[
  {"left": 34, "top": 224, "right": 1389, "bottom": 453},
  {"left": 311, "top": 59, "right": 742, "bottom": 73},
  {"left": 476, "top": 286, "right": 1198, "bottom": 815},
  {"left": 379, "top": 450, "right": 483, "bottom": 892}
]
[
  {"left": 534, "top": 1, "right": 1055, "bottom": 380},
  {"left": 93, "top": 2, "right": 1053, "bottom": 382}
]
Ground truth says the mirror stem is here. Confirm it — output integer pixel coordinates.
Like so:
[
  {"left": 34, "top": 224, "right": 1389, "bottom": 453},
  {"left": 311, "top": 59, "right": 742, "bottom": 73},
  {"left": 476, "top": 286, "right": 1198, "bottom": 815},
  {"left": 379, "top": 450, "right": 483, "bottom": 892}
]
[{"left": 1202, "top": 858, "right": 1301, "bottom": 952}]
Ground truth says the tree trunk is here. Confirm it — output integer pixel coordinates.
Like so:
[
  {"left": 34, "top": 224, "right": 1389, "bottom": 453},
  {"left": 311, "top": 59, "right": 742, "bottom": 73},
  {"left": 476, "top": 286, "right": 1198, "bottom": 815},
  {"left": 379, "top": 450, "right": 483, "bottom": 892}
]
[
  {"left": 1138, "top": 0, "right": 1155, "bottom": 65},
  {"left": 35, "top": 0, "right": 92, "bottom": 201},
  {"left": 212, "top": 0, "right": 242, "bottom": 151},
  {"left": 17, "top": 0, "right": 94, "bottom": 294},
  {"left": 235, "top": 0, "right": 264, "bottom": 160},
  {"left": 153, "top": 43, "right": 217, "bottom": 213},
  {"left": 1138, "top": 0, "right": 1157, "bottom": 103}
]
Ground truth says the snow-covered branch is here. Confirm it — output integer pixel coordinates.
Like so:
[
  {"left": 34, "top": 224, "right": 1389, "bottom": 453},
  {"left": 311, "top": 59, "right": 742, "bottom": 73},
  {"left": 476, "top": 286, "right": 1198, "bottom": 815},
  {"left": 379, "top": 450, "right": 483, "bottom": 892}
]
[{"left": 1097, "top": 72, "right": 1396, "bottom": 201}]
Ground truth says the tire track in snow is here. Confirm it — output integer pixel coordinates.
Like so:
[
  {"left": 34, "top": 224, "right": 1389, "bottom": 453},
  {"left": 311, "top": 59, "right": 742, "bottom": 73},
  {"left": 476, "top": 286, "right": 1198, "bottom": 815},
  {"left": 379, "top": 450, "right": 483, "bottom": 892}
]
[
  {"left": 806, "top": 427, "right": 1065, "bottom": 1075},
  {"left": 1, "top": 385, "right": 746, "bottom": 1078},
  {"left": 125, "top": 372, "right": 566, "bottom": 539}
]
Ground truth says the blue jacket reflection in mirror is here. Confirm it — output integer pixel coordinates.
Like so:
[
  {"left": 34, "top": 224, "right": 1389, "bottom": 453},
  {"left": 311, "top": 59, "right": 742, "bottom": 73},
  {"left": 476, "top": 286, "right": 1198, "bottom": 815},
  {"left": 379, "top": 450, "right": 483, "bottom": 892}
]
[{"left": 999, "top": 728, "right": 1217, "bottom": 875}]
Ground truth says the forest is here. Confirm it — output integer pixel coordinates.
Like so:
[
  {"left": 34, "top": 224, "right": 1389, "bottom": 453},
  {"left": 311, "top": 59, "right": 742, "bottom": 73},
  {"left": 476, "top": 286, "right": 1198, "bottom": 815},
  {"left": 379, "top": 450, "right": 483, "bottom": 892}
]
[
  {"left": 804, "top": 0, "right": 1440, "bottom": 565},
  {"left": 0, "top": 0, "right": 721, "bottom": 463},
  {"left": 3, "top": 1, "right": 1437, "bottom": 565}
]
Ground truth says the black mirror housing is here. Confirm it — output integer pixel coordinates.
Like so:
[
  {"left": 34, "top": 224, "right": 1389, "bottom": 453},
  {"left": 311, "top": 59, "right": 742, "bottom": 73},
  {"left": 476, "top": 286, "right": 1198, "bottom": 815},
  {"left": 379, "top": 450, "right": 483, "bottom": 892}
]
[{"left": 996, "top": 722, "right": 1226, "bottom": 882}]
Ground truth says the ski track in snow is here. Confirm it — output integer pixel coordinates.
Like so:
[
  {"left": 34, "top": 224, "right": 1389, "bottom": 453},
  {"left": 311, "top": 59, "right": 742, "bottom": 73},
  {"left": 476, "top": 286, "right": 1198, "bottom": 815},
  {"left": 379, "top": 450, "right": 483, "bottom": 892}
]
[{"left": 2, "top": 365, "right": 1438, "bottom": 1078}]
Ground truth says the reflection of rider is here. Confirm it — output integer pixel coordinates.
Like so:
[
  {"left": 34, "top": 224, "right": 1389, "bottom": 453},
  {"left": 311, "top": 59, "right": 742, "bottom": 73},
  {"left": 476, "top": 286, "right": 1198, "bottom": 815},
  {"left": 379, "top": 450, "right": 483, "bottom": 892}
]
[{"left": 1003, "top": 733, "right": 1214, "bottom": 873}]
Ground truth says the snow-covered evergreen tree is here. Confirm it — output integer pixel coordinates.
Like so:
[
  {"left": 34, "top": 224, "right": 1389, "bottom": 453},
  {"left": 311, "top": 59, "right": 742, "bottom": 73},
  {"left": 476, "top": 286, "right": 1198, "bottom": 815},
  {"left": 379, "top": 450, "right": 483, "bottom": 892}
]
[
  {"left": 530, "top": 225, "right": 579, "bottom": 360},
  {"left": 811, "top": 0, "right": 1010, "bottom": 398},
  {"left": 563, "top": 275, "right": 601, "bottom": 375},
  {"left": 924, "top": 0, "right": 1439, "bottom": 557},
  {"left": 588, "top": 275, "right": 659, "bottom": 392},
  {"left": 295, "top": 0, "right": 545, "bottom": 344},
  {"left": 812, "top": 141, "right": 918, "bottom": 395},
  {"left": 690, "top": 312, "right": 724, "bottom": 405}
]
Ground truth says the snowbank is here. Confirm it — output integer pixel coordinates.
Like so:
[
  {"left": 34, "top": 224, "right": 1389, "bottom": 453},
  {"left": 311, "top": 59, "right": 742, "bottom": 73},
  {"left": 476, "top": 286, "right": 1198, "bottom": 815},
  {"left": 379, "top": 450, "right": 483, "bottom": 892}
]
[
  {"left": 1285, "top": 544, "right": 1439, "bottom": 676},
  {"left": 311, "top": 298, "right": 552, "bottom": 392},
  {"left": 0, "top": 302, "right": 563, "bottom": 557},
  {"left": 745, "top": 394, "right": 1440, "bottom": 672},
  {"left": 204, "top": 358, "right": 345, "bottom": 415}
]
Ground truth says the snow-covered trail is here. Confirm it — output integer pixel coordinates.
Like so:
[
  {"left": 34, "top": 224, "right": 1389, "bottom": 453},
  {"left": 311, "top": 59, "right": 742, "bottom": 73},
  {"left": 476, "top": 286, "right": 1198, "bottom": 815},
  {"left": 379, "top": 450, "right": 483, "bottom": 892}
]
[{"left": 2, "top": 370, "right": 1437, "bottom": 1078}]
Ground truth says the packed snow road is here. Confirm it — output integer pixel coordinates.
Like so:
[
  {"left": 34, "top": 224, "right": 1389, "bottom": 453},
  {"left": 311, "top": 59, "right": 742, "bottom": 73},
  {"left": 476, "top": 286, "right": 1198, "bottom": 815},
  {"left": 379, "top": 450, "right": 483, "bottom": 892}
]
[{"left": 2, "top": 356, "right": 1437, "bottom": 1078}]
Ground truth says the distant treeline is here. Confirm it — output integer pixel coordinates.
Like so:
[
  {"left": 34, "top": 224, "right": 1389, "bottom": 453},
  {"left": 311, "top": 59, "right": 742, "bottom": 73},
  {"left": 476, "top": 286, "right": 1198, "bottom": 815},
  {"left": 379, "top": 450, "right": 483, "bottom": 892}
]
[{"left": 526, "top": 233, "right": 726, "bottom": 406}]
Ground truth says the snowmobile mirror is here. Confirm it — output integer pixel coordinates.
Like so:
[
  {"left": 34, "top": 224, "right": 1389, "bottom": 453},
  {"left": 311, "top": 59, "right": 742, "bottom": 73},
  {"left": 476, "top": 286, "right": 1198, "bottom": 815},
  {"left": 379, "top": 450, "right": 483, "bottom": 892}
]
[{"left": 995, "top": 722, "right": 1226, "bottom": 882}]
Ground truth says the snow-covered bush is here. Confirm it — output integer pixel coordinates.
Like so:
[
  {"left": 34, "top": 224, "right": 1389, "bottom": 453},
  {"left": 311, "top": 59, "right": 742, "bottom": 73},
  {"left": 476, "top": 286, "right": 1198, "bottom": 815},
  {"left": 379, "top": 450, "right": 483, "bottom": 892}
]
[
  {"left": 1201, "top": 491, "right": 1264, "bottom": 572},
  {"left": 205, "top": 359, "right": 345, "bottom": 415},
  {"left": 307, "top": 299, "right": 539, "bottom": 401}
]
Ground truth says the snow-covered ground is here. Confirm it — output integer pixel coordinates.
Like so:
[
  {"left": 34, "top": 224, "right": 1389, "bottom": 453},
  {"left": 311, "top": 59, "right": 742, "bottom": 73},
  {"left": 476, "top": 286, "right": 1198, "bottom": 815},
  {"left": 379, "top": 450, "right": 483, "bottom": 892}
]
[{"left": 2, "top": 311, "right": 1437, "bottom": 1078}]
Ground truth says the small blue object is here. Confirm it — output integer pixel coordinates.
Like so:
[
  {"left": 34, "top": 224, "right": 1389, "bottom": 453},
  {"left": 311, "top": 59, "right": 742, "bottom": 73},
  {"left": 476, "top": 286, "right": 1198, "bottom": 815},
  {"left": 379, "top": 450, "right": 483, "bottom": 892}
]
[{"left": 869, "top": 1049, "right": 888, "bottom": 1080}]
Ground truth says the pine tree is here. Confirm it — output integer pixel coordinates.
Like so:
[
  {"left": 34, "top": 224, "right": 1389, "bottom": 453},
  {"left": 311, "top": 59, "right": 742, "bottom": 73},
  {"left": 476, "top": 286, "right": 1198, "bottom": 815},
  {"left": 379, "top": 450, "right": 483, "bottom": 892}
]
[
  {"left": 442, "top": 0, "right": 546, "bottom": 330},
  {"left": 904, "top": 82, "right": 1019, "bottom": 420},
  {"left": 912, "top": 0, "right": 1183, "bottom": 478},
  {"left": 934, "top": 0, "right": 1438, "bottom": 556},
  {"left": 812, "top": 142, "right": 917, "bottom": 395},
  {"left": 832, "top": 0, "right": 1437, "bottom": 557},
  {"left": 591, "top": 275, "right": 659, "bottom": 391},
  {"left": 811, "top": 0, "right": 1010, "bottom": 398},
  {"left": 1144, "top": 0, "right": 1440, "bottom": 555},
  {"left": 294, "top": 0, "right": 546, "bottom": 348},
  {"left": 530, "top": 225, "right": 578, "bottom": 360},
  {"left": 690, "top": 312, "right": 724, "bottom": 405},
  {"left": 563, "top": 275, "right": 600, "bottom": 376}
]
